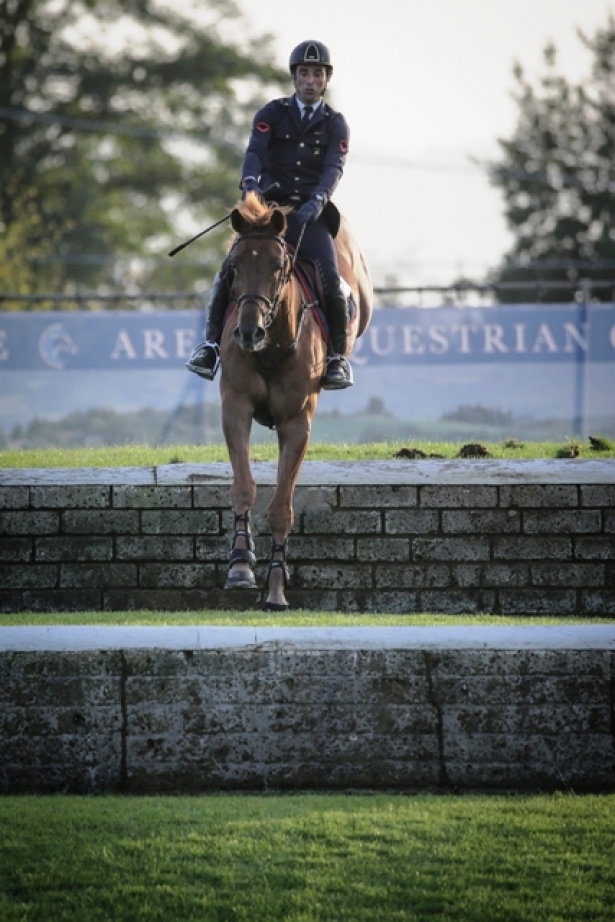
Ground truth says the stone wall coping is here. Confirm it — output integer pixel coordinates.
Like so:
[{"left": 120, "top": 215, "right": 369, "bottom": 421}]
[
  {"left": 1, "top": 458, "right": 614, "bottom": 486},
  {"left": 0, "top": 467, "right": 155, "bottom": 485},
  {"left": 2, "top": 624, "right": 614, "bottom": 652}
]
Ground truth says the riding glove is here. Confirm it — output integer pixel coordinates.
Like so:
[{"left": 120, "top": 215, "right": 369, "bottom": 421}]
[
  {"left": 241, "top": 178, "right": 263, "bottom": 200},
  {"left": 297, "top": 196, "right": 325, "bottom": 224}
]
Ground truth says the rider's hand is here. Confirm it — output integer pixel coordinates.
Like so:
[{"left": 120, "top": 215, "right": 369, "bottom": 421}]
[
  {"left": 241, "top": 178, "right": 263, "bottom": 200},
  {"left": 297, "top": 196, "right": 325, "bottom": 225}
]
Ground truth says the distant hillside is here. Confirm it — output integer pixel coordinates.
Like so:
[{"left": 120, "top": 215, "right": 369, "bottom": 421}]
[{"left": 5, "top": 402, "right": 614, "bottom": 449}]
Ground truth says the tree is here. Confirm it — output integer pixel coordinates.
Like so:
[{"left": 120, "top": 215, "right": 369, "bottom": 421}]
[
  {"left": 488, "top": 17, "right": 615, "bottom": 302},
  {"left": 0, "top": 0, "right": 286, "bottom": 296}
]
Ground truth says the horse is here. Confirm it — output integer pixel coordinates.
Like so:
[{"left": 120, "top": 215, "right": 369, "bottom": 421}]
[{"left": 218, "top": 191, "right": 373, "bottom": 610}]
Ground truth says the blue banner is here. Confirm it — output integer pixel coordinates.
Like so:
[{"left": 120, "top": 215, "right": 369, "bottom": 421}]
[
  {"left": 0, "top": 304, "right": 614, "bottom": 370},
  {"left": 351, "top": 303, "right": 615, "bottom": 366},
  {"left": 0, "top": 309, "right": 206, "bottom": 371}
]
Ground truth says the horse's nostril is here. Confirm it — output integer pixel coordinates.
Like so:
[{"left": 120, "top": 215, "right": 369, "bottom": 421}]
[{"left": 235, "top": 325, "right": 266, "bottom": 351}]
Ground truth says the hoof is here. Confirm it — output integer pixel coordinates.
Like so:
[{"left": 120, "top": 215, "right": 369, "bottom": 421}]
[
  {"left": 224, "top": 567, "right": 257, "bottom": 590},
  {"left": 262, "top": 600, "right": 289, "bottom": 612}
]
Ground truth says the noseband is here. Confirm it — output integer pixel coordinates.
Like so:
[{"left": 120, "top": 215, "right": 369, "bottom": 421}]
[{"left": 230, "top": 232, "right": 291, "bottom": 329}]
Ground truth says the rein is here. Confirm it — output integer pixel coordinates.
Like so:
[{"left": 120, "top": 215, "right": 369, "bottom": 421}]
[{"left": 291, "top": 222, "right": 307, "bottom": 271}]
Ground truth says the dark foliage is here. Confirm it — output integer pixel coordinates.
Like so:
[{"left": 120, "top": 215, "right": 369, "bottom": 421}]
[
  {"left": 441, "top": 404, "right": 514, "bottom": 427},
  {"left": 10, "top": 403, "right": 224, "bottom": 447},
  {"left": 488, "top": 17, "right": 615, "bottom": 302},
  {"left": 0, "top": 0, "right": 286, "bottom": 294}
]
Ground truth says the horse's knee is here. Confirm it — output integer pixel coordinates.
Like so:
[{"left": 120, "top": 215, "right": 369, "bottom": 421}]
[
  {"left": 268, "top": 500, "right": 293, "bottom": 539},
  {"left": 231, "top": 482, "right": 257, "bottom": 514}
]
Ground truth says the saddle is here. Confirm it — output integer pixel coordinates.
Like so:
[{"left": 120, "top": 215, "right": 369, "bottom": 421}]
[{"left": 292, "top": 257, "right": 358, "bottom": 344}]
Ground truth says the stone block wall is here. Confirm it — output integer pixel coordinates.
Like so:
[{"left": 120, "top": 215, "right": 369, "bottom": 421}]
[
  {"left": 1, "top": 460, "right": 614, "bottom": 614},
  {"left": 1, "top": 628, "right": 613, "bottom": 793}
]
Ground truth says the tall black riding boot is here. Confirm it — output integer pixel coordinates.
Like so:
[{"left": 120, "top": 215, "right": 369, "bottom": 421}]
[
  {"left": 322, "top": 288, "right": 354, "bottom": 390},
  {"left": 186, "top": 270, "right": 229, "bottom": 380}
]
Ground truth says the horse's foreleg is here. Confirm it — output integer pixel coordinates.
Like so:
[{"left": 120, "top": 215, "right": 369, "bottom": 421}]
[
  {"left": 222, "top": 397, "right": 258, "bottom": 590},
  {"left": 263, "top": 410, "right": 312, "bottom": 610}
]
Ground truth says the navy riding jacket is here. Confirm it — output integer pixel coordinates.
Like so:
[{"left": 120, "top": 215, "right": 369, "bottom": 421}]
[{"left": 240, "top": 96, "right": 349, "bottom": 204}]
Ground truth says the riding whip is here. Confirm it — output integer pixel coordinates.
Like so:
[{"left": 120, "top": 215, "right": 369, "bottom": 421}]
[
  {"left": 168, "top": 184, "right": 280, "bottom": 257},
  {"left": 168, "top": 214, "right": 231, "bottom": 257}
]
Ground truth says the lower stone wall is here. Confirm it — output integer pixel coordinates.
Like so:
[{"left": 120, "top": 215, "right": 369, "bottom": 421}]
[
  {"left": 1, "top": 627, "right": 613, "bottom": 793},
  {"left": 1, "top": 460, "right": 614, "bottom": 614}
]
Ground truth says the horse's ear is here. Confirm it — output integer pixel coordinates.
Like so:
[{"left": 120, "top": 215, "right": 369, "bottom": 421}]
[
  {"left": 270, "top": 209, "right": 286, "bottom": 236},
  {"left": 231, "top": 208, "right": 251, "bottom": 235}
]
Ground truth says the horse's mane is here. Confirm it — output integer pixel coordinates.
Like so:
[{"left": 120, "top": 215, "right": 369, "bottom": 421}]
[{"left": 235, "top": 191, "right": 292, "bottom": 231}]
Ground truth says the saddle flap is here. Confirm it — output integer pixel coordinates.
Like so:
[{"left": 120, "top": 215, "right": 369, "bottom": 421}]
[
  {"left": 294, "top": 257, "right": 326, "bottom": 308},
  {"left": 292, "top": 259, "right": 330, "bottom": 344}
]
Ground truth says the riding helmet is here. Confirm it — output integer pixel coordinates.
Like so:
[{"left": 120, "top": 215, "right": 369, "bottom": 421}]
[{"left": 289, "top": 41, "right": 333, "bottom": 75}]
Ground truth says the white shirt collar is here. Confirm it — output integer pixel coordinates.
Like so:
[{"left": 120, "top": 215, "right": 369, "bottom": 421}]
[{"left": 295, "top": 97, "right": 322, "bottom": 117}]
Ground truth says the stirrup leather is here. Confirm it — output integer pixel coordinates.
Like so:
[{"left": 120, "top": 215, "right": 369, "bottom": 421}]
[
  {"left": 186, "top": 341, "right": 220, "bottom": 379},
  {"left": 228, "top": 512, "right": 256, "bottom": 568}
]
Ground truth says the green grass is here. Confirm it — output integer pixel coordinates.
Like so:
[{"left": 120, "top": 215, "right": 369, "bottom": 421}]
[
  {"left": 0, "top": 794, "right": 613, "bottom": 921},
  {"left": 1, "top": 438, "right": 614, "bottom": 467},
  {"left": 1, "top": 611, "right": 612, "bottom": 627}
]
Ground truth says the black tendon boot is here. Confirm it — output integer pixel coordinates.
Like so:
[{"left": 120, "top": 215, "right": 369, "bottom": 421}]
[
  {"left": 186, "top": 270, "right": 229, "bottom": 380},
  {"left": 322, "top": 288, "right": 354, "bottom": 390}
]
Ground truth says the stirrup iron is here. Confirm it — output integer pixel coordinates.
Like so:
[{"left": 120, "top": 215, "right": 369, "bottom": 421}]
[
  {"left": 186, "top": 341, "right": 220, "bottom": 380},
  {"left": 322, "top": 354, "right": 354, "bottom": 390}
]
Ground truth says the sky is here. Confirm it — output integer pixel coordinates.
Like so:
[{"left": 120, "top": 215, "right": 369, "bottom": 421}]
[{"left": 236, "top": 0, "right": 615, "bottom": 291}]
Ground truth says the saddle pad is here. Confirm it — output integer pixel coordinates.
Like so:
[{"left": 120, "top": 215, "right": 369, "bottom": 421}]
[{"left": 293, "top": 261, "right": 358, "bottom": 334}]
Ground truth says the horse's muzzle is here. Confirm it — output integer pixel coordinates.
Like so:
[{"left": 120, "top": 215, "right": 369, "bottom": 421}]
[{"left": 234, "top": 324, "right": 266, "bottom": 352}]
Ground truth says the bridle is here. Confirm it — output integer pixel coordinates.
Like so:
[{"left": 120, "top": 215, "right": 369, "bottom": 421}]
[{"left": 229, "top": 231, "right": 293, "bottom": 330}]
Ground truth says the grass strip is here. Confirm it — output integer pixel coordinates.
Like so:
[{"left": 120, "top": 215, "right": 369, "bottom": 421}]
[
  {"left": 0, "top": 793, "right": 613, "bottom": 921},
  {"left": 2, "top": 438, "right": 614, "bottom": 467},
  {"left": 1, "top": 611, "right": 613, "bottom": 627}
]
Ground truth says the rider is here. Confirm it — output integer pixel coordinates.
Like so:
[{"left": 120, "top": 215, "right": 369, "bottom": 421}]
[{"left": 187, "top": 40, "right": 354, "bottom": 389}]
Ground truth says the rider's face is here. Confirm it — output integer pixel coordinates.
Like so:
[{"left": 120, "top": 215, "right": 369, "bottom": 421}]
[{"left": 293, "top": 65, "right": 330, "bottom": 105}]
